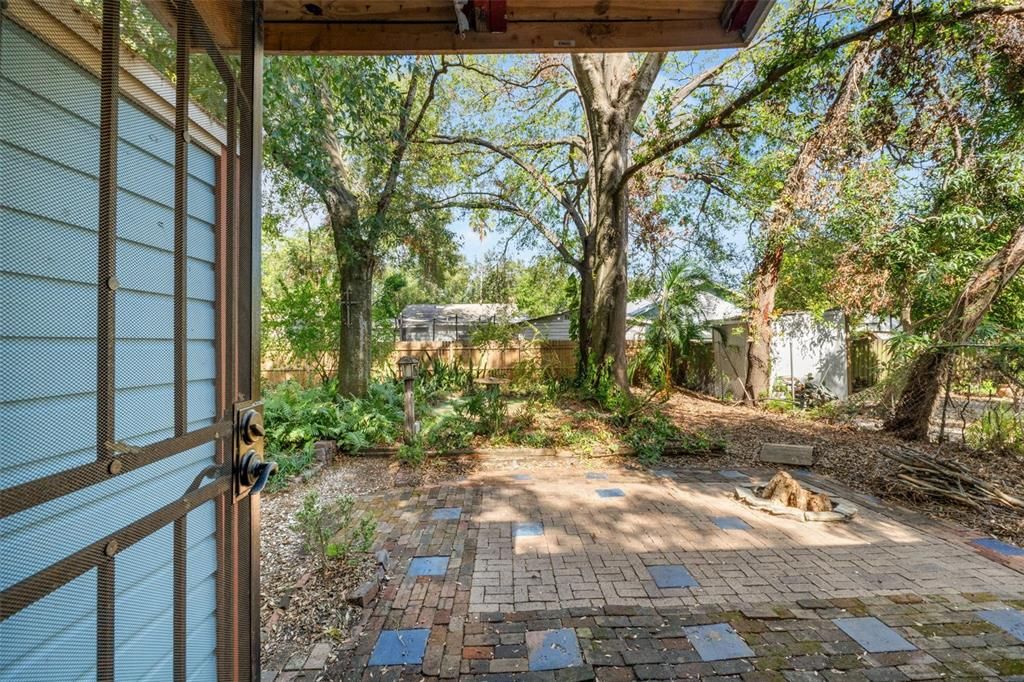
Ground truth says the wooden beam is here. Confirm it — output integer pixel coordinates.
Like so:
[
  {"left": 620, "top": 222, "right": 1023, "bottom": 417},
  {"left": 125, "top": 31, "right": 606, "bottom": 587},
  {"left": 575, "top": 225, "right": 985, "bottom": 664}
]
[
  {"left": 264, "top": 18, "right": 745, "bottom": 54},
  {"left": 265, "top": 0, "right": 727, "bottom": 23}
]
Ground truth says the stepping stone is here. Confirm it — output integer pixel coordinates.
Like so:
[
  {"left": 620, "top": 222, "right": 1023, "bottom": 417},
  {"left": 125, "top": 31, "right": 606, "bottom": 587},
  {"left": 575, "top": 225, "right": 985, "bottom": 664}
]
[
  {"left": 648, "top": 564, "right": 699, "bottom": 589},
  {"left": 526, "top": 628, "right": 583, "bottom": 671},
  {"left": 712, "top": 516, "right": 752, "bottom": 531},
  {"left": 585, "top": 472, "right": 608, "bottom": 480},
  {"left": 512, "top": 473, "right": 531, "bottom": 481},
  {"left": 971, "top": 537, "right": 1024, "bottom": 557},
  {"left": 595, "top": 488, "right": 625, "bottom": 498},
  {"left": 368, "top": 628, "right": 430, "bottom": 666},
  {"left": 759, "top": 443, "right": 814, "bottom": 466},
  {"left": 979, "top": 610, "right": 1024, "bottom": 641},
  {"left": 833, "top": 617, "right": 916, "bottom": 653},
  {"left": 719, "top": 470, "right": 748, "bottom": 480},
  {"left": 408, "top": 556, "right": 449, "bottom": 577},
  {"left": 514, "top": 522, "right": 544, "bottom": 538},
  {"left": 431, "top": 507, "right": 462, "bottom": 520},
  {"left": 684, "top": 623, "right": 754, "bottom": 661}
]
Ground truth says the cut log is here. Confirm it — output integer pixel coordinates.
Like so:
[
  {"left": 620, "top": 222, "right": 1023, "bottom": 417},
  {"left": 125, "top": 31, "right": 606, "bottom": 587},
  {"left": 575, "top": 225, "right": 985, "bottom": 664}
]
[
  {"left": 759, "top": 471, "right": 833, "bottom": 512},
  {"left": 759, "top": 443, "right": 814, "bottom": 466}
]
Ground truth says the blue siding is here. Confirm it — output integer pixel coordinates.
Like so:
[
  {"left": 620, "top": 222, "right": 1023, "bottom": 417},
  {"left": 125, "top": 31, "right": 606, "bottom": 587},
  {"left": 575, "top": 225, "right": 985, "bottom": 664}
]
[
  {"left": 0, "top": 569, "right": 98, "bottom": 681},
  {"left": 1, "top": 21, "right": 221, "bottom": 679}
]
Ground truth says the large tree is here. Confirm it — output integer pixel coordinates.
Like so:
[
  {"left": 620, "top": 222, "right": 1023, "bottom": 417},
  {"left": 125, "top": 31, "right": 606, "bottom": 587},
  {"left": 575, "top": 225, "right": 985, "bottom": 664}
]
[
  {"left": 742, "top": 1, "right": 892, "bottom": 404},
  {"left": 263, "top": 57, "right": 454, "bottom": 396},
  {"left": 434, "top": 1, "right": 1022, "bottom": 392}
]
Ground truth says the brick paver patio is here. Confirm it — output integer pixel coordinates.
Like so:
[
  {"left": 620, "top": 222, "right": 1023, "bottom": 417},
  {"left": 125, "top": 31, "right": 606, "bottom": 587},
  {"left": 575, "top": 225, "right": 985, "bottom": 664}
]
[{"left": 270, "top": 464, "right": 1024, "bottom": 680}]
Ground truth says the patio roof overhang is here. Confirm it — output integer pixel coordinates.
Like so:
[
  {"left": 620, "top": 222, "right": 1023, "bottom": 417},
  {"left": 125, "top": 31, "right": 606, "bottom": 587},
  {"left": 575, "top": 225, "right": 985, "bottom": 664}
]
[{"left": 153, "top": 0, "right": 775, "bottom": 54}]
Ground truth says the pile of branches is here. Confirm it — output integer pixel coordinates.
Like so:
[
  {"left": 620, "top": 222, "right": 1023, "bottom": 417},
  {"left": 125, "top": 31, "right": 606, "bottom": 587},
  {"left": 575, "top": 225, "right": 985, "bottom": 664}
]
[{"left": 881, "top": 445, "right": 1024, "bottom": 510}]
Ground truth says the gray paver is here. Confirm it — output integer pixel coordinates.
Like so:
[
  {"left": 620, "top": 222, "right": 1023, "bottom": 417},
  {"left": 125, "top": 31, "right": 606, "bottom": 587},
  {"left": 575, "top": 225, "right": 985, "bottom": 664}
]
[
  {"left": 833, "top": 617, "right": 917, "bottom": 653},
  {"left": 684, "top": 623, "right": 755, "bottom": 661}
]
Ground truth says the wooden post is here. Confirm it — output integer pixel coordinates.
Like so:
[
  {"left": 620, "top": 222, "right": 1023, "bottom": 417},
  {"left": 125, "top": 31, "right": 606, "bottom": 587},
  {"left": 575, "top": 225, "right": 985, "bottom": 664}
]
[{"left": 403, "top": 377, "right": 416, "bottom": 443}]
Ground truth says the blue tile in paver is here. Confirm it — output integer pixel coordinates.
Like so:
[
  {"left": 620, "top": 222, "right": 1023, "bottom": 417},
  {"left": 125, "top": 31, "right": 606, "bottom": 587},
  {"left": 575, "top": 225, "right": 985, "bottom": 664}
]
[
  {"left": 833, "top": 617, "right": 916, "bottom": 653},
  {"left": 712, "top": 516, "right": 752, "bottom": 531},
  {"left": 719, "top": 470, "right": 748, "bottom": 480},
  {"left": 972, "top": 537, "right": 1024, "bottom": 557},
  {"left": 585, "top": 472, "right": 608, "bottom": 480},
  {"left": 430, "top": 507, "right": 462, "bottom": 521},
  {"left": 647, "top": 564, "right": 699, "bottom": 589},
  {"left": 408, "top": 556, "right": 449, "bottom": 577},
  {"left": 979, "top": 610, "right": 1024, "bottom": 641},
  {"left": 684, "top": 623, "right": 754, "bottom": 661},
  {"left": 514, "top": 522, "right": 544, "bottom": 538},
  {"left": 368, "top": 628, "right": 431, "bottom": 666},
  {"left": 596, "top": 488, "right": 625, "bottom": 498},
  {"left": 526, "top": 628, "right": 583, "bottom": 671},
  {"left": 512, "top": 473, "right": 531, "bottom": 481}
]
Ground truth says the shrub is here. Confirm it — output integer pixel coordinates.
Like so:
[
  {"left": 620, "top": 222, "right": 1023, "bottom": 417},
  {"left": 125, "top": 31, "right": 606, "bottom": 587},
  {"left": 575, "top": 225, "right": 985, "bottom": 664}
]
[
  {"left": 265, "top": 441, "right": 317, "bottom": 493},
  {"left": 396, "top": 440, "right": 427, "bottom": 466},
  {"left": 422, "top": 415, "right": 476, "bottom": 452},
  {"left": 965, "top": 405, "right": 1024, "bottom": 455},
  {"left": 623, "top": 412, "right": 725, "bottom": 463},
  {"left": 263, "top": 380, "right": 403, "bottom": 455},
  {"left": 415, "top": 357, "right": 474, "bottom": 404},
  {"left": 293, "top": 492, "right": 376, "bottom": 570},
  {"left": 623, "top": 412, "right": 684, "bottom": 463},
  {"left": 456, "top": 388, "right": 508, "bottom": 436}
]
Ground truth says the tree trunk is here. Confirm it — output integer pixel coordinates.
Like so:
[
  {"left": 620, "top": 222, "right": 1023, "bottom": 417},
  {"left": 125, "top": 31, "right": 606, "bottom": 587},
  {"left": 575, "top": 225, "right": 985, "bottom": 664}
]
[
  {"left": 572, "top": 53, "right": 665, "bottom": 391},
  {"left": 743, "top": 2, "right": 889, "bottom": 405},
  {"left": 745, "top": 239, "right": 785, "bottom": 403},
  {"left": 576, "top": 240, "right": 596, "bottom": 381},
  {"left": 336, "top": 252, "right": 374, "bottom": 398},
  {"left": 885, "top": 223, "right": 1024, "bottom": 440},
  {"left": 589, "top": 180, "right": 630, "bottom": 389},
  {"left": 327, "top": 195, "right": 374, "bottom": 398}
]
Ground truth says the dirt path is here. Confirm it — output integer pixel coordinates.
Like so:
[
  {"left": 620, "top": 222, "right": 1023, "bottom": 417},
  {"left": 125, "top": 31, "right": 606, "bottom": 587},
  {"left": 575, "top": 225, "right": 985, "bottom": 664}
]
[{"left": 661, "top": 391, "right": 1024, "bottom": 547}]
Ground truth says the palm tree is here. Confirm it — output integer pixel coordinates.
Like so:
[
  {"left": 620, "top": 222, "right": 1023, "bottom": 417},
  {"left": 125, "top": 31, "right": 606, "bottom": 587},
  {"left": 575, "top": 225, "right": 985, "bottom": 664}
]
[{"left": 632, "top": 260, "right": 722, "bottom": 391}]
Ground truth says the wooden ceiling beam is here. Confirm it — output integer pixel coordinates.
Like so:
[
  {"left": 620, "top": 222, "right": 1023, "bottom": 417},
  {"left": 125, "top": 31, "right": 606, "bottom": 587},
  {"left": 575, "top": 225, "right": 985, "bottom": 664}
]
[
  {"left": 265, "top": 0, "right": 726, "bottom": 23},
  {"left": 263, "top": 18, "right": 745, "bottom": 54}
]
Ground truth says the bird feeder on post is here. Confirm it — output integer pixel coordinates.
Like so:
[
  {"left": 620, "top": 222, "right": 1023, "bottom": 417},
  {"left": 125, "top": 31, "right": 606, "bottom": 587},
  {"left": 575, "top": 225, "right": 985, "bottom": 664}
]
[{"left": 398, "top": 356, "right": 419, "bottom": 443}]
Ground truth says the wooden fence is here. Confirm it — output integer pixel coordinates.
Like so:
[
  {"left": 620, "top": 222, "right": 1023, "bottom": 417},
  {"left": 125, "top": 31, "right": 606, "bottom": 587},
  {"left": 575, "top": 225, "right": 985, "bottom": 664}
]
[{"left": 263, "top": 340, "right": 644, "bottom": 385}]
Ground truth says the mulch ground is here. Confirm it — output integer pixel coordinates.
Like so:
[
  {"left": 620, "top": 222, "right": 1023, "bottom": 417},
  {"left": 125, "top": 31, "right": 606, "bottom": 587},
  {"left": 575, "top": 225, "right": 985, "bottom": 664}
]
[{"left": 661, "top": 391, "right": 1024, "bottom": 548}]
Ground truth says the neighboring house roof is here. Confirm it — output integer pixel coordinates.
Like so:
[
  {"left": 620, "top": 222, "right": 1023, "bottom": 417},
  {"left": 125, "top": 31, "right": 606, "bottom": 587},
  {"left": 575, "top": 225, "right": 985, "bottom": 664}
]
[
  {"left": 522, "top": 311, "right": 570, "bottom": 323},
  {"left": 628, "top": 292, "right": 743, "bottom": 324},
  {"left": 399, "top": 303, "right": 521, "bottom": 324}
]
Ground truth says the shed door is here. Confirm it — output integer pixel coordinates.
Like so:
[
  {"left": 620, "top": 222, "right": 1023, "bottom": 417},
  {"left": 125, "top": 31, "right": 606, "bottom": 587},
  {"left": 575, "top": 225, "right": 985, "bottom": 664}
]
[{"left": 0, "top": 1, "right": 265, "bottom": 679}]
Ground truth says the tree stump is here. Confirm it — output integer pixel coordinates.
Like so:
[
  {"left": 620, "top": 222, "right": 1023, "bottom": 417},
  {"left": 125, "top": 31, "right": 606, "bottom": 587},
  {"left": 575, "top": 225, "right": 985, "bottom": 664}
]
[{"left": 760, "top": 471, "right": 832, "bottom": 512}]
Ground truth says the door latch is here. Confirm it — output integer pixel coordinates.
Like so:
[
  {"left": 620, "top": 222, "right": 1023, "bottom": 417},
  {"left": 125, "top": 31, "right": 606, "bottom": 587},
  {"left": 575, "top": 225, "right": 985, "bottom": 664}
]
[{"left": 233, "top": 400, "right": 276, "bottom": 500}]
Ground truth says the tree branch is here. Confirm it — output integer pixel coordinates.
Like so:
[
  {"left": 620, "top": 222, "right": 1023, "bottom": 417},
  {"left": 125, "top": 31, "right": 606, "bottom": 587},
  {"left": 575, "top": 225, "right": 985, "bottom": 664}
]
[
  {"left": 430, "top": 134, "right": 590, "bottom": 235},
  {"left": 621, "top": 1, "right": 1024, "bottom": 189}
]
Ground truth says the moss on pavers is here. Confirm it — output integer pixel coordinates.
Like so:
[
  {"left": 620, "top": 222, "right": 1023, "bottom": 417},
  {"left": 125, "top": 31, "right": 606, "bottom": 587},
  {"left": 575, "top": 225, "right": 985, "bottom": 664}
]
[{"left": 993, "top": 658, "right": 1024, "bottom": 676}]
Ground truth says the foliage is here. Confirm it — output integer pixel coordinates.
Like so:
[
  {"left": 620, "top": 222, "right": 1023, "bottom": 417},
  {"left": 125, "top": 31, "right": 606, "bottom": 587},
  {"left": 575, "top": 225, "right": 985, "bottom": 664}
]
[
  {"left": 396, "top": 440, "right": 427, "bottom": 466},
  {"left": 415, "top": 357, "right": 476, "bottom": 405},
  {"left": 263, "top": 380, "right": 403, "bottom": 456},
  {"left": 623, "top": 412, "right": 725, "bottom": 463},
  {"left": 293, "top": 492, "right": 376, "bottom": 570},
  {"left": 622, "top": 412, "right": 680, "bottom": 463},
  {"left": 262, "top": 222, "right": 340, "bottom": 382},
  {"left": 965, "top": 405, "right": 1024, "bottom": 456},
  {"left": 421, "top": 415, "right": 476, "bottom": 452},
  {"left": 631, "top": 260, "right": 723, "bottom": 391},
  {"left": 75, "top": 0, "right": 231, "bottom": 119},
  {"left": 455, "top": 388, "right": 508, "bottom": 437},
  {"left": 265, "top": 442, "right": 317, "bottom": 493}
]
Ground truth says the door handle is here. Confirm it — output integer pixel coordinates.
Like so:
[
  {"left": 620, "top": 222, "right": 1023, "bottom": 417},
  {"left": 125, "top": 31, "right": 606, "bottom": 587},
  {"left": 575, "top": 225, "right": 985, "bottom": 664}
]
[{"left": 240, "top": 450, "right": 278, "bottom": 495}]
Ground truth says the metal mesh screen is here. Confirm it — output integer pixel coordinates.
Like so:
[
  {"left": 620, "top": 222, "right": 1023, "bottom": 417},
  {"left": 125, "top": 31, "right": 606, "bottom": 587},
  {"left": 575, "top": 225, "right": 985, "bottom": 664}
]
[{"left": 1, "top": 0, "right": 257, "bottom": 679}]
